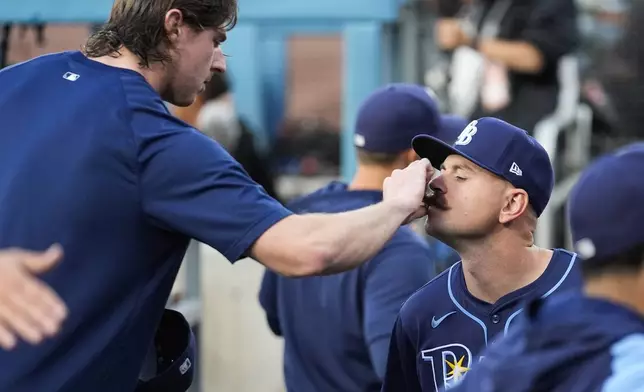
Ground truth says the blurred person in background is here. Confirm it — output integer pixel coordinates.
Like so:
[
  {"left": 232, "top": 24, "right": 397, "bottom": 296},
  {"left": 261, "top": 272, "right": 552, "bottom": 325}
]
[
  {"left": 589, "top": 0, "right": 644, "bottom": 153},
  {"left": 259, "top": 84, "right": 461, "bottom": 392},
  {"left": 196, "top": 73, "right": 279, "bottom": 199},
  {"left": 435, "top": 0, "right": 579, "bottom": 133}
]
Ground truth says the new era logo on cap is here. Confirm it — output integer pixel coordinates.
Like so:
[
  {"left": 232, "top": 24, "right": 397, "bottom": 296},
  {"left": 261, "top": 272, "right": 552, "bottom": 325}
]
[
  {"left": 411, "top": 117, "right": 554, "bottom": 216},
  {"left": 574, "top": 238, "right": 596, "bottom": 259},
  {"left": 354, "top": 134, "right": 366, "bottom": 147},
  {"left": 179, "top": 358, "right": 192, "bottom": 375},
  {"left": 510, "top": 162, "right": 522, "bottom": 176}
]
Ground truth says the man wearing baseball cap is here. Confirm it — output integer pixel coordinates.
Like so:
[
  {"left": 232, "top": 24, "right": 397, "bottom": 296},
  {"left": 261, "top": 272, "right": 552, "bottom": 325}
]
[
  {"left": 258, "top": 83, "right": 461, "bottom": 392},
  {"left": 442, "top": 142, "right": 644, "bottom": 392},
  {"left": 382, "top": 117, "right": 582, "bottom": 392}
]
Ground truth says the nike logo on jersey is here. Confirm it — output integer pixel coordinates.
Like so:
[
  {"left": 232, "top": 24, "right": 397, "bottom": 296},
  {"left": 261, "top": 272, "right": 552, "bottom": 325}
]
[{"left": 431, "top": 311, "right": 456, "bottom": 328}]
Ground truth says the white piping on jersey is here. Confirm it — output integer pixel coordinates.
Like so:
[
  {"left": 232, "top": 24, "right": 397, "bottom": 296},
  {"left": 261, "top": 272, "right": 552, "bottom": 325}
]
[
  {"left": 503, "top": 253, "right": 578, "bottom": 336},
  {"left": 447, "top": 262, "right": 489, "bottom": 346}
]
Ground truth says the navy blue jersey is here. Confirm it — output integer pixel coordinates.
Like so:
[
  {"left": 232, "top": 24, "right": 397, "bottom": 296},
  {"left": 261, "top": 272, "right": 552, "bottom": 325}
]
[
  {"left": 447, "top": 292, "right": 644, "bottom": 392},
  {"left": 0, "top": 51, "right": 291, "bottom": 391},
  {"left": 259, "top": 182, "right": 436, "bottom": 392},
  {"left": 382, "top": 249, "right": 582, "bottom": 391}
]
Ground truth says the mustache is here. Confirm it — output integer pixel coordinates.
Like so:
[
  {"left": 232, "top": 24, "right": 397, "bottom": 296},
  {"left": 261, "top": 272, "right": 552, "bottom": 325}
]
[
  {"left": 423, "top": 187, "right": 435, "bottom": 206},
  {"left": 423, "top": 187, "right": 448, "bottom": 209}
]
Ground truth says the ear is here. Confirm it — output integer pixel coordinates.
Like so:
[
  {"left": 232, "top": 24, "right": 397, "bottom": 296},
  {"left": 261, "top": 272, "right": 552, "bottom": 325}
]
[
  {"left": 499, "top": 188, "right": 529, "bottom": 224},
  {"left": 164, "top": 9, "right": 184, "bottom": 43}
]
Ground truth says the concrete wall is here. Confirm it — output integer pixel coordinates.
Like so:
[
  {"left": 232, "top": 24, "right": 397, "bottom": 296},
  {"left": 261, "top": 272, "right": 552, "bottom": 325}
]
[{"left": 198, "top": 248, "right": 286, "bottom": 392}]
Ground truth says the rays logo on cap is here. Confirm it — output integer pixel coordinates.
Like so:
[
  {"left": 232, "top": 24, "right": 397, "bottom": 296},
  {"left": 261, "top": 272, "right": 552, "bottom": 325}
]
[{"left": 455, "top": 120, "right": 478, "bottom": 146}]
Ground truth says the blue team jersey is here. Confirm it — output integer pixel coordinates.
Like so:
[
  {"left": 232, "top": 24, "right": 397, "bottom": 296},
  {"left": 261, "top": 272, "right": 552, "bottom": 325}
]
[
  {"left": 259, "top": 182, "right": 436, "bottom": 392},
  {"left": 382, "top": 249, "right": 581, "bottom": 392},
  {"left": 447, "top": 292, "right": 644, "bottom": 392},
  {"left": 0, "top": 51, "right": 291, "bottom": 391}
]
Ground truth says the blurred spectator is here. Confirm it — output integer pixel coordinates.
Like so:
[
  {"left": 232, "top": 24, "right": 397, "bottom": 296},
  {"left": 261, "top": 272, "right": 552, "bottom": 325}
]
[
  {"left": 436, "top": 0, "right": 580, "bottom": 133},
  {"left": 590, "top": 0, "right": 644, "bottom": 152},
  {"left": 434, "top": 0, "right": 469, "bottom": 18},
  {"left": 579, "top": 0, "right": 629, "bottom": 58},
  {"left": 273, "top": 119, "right": 341, "bottom": 176},
  {"left": 196, "top": 73, "right": 279, "bottom": 200},
  {"left": 1, "top": 24, "right": 11, "bottom": 68}
]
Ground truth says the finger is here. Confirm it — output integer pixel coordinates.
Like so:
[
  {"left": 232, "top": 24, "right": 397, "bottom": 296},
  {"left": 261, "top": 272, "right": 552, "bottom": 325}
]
[
  {"left": 5, "top": 244, "right": 62, "bottom": 260},
  {"left": 412, "top": 158, "right": 429, "bottom": 169},
  {"left": 0, "top": 322, "right": 17, "bottom": 350},
  {"left": 424, "top": 161, "right": 436, "bottom": 177},
  {"left": 9, "top": 291, "right": 59, "bottom": 338},
  {"left": 410, "top": 206, "right": 428, "bottom": 220},
  {"left": 19, "top": 279, "right": 67, "bottom": 326},
  {"left": 21, "top": 244, "right": 64, "bottom": 274},
  {"left": 404, "top": 206, "right": 428, "bottom": 224},
  {"left": 0, "top": 302, "right": 43, "bottom": 345}
]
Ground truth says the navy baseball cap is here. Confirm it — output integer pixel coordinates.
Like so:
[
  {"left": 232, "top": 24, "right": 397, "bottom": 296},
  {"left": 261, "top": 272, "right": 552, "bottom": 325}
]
[
  {"left": 354, "top": 83, "right": 459, "bottom": 153},
  {"left": 412, "top": 117, "right": 554, "bottom": 217},
  {"left": 568, "top": 142, "right": 644, "bottom": 263},
  {"left": 440, "top": 114, "right": 469, "bottom": 145},
  {"left": 136, "top": 309, "right": 196, "bottom": 392}
]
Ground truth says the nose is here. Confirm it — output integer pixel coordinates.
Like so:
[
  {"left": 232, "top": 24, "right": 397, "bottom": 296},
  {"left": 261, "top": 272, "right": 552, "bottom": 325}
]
[
  {"left": 211, "top": 48, "right": 227, "bottom": 73},
  {"left": 429, "top": 173, "right": 447, "bottom": 195}
]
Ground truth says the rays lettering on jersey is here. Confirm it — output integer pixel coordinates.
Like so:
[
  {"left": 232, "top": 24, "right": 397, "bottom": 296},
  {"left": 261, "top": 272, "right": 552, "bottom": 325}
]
[{"left": 421, "top": 344, "right": 484, "bottom": 390}]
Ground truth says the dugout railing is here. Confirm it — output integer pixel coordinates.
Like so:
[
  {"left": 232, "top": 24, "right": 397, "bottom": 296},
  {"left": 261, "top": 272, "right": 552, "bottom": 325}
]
[{"left": 533, "top": 55, "right": 594, "bottom": 251}]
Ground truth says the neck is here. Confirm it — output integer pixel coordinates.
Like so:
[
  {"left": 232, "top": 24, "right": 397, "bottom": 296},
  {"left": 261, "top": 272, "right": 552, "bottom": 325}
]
[
  {"left": 458, "top": 234, "right": 552, "bottom": 303},
  {"left": 348, "top": 164, "right": 396, "bottom": 191},
  {"left": 86, "top": 48, "right": 165, "bottom": 94},
  {"left": 584, "top": 274, "right": 644, "bottom": 316}
]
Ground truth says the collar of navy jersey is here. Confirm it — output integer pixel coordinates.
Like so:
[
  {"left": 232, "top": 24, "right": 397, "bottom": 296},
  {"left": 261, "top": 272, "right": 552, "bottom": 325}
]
[{"left": 453, "top": 249, "right": 572, "bottom": 317}]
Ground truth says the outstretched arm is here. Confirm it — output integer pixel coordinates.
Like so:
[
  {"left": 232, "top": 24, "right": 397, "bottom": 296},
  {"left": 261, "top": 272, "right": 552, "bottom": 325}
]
[{"left": 250, "top": 159, "right": 433, "bottom": 276}]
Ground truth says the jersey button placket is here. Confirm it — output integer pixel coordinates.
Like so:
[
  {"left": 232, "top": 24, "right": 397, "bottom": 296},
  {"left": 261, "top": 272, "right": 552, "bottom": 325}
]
[{"left": 491, "top": 314, "right": 501, "bottom": 324}]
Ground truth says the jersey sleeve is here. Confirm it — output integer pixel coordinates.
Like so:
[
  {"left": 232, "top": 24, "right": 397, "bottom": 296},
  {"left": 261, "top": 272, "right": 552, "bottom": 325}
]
[
  {"left": 363, "top": 239, "right": 435, "bottom": 379},
  {"left": 134, "top": 111, "right": 292, "bottom": 262},
  {"left": 381, "top": 314, "right": 423, "bottom": 392}
]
